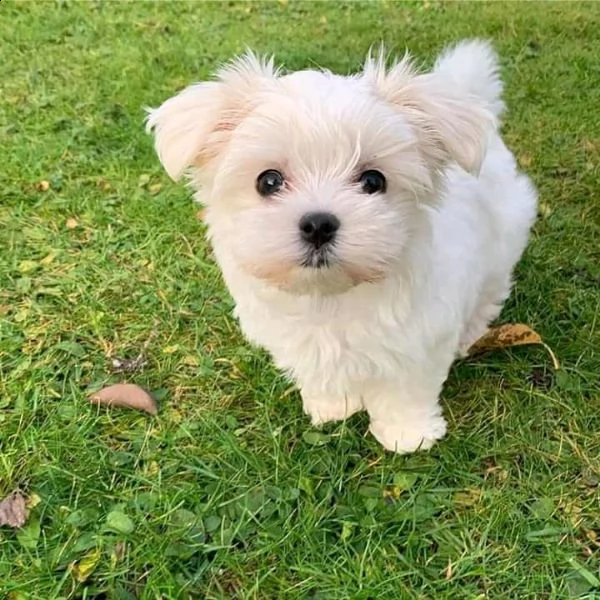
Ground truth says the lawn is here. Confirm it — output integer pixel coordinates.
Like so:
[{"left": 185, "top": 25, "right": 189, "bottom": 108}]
[{"left": 0, "top": 1, "right": 599, "bottom": 598}]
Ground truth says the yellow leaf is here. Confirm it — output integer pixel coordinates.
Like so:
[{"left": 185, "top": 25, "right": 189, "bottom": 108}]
[
  {"left": 162, "top": 345, "right": 179, "bottom": 355},
  {"left": 14, "top": 308, "right": 30, "bottom": 323},
  {"left": 97, "top": 177, "right": 112, "bottom": 192},
  {"left": 454, "top": 488, "right": 482, "bottom": 508},
  {"left": 183, "top": 355, "right": 199, "bottom": 367},
  {"left": 467, "top": 323, "right": 560, "bottom": 370},
  {"left": 72, "top": 548, "right": 101, "bottom": 583},
  {"left": 538, "top": 202, "right": 553, "bottom": 218},
  {"left": 18, "top": 260, "right": 38, "bottom": 273},
  {"left": 138, "top": 173, "right": 151, "bottom": 187},
  {"left": 145, "top": 461, "right": 160, "bottom": 476},
  {"left": 38, "top": 180, "right": 50, "bottom": 191},
  {"left": 148, "top": 183, "right": 162, "bottom": 195},
  {"left": 26, "top": 493, "right": 42, "bottom": 509},
  {"left": 66, "top": 217, "right": 79, "bottom": 230},
  {"left": 519, "top": 153, "right": 532, "bottom": 168},
  {"left": 41, "top": 252, "right": 58, "bottom": 266},
  {"left": 383, "top": 486, "right": 403, "bottom": 500}
]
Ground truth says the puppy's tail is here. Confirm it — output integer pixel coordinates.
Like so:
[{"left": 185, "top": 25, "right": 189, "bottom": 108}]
[{"left": 433, "top": 39, "right": 504, "bottom": 119}]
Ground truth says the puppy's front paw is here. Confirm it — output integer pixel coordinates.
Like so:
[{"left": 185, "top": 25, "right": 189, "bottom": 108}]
[
  {"left": 369, "top": 414, "right": 447, "bottom": 454},
  {"left": 302, "top": 394, "right": 363, "bottom": 426}
]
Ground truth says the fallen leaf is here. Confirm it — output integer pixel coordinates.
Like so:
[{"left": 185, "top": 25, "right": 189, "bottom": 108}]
[
  {"left": 454, "top": 488, "right": 482, "bottom": 508},
  {"left": 97, "top": 177, "right": 112, "bottom": 192},
  {"left": 0, "top": 491, "right": 29, "bottom": 528},
  {"left": 66, "top": 217, "right": 79, "bottom": 230},
  {"left": 467, "top": 323, "right": 560, "bottom": 370},
  {"left": 114, "top": 540, "right": 127, "bottom": 560},
  {"left": 18, "top": 260, "right": 38, "bottom": 273},
  {"left": 40, "top": 251, "right": 59, "bottom": 265},
  {"left": 26, "top": 493, "right": 42, "bottom": 510},
  {"left": 445, "top": 559, "right": 453, "bottom": 580},
  {"left": 89, "top": 383, "right": 158, "bottom": 415},
  {"left": 148, "top": 182, "right": 162, "bottom": 195},
  {"left": 37, "top": 180, "right": 50, "bottom": 191},
  {"left": 519, "top": 153, "right": 532, "bottom": 168},
  {"left": 138, "top": 173, "right": 151, "bottom": 188},
  {"left": 111, "top": 540, "right": 127, "bottom": 568},
  {"left": 195, "top": 209, "right": 206, "bottom": 221},
  {"left": 538, "top": 202, "right": 553, "bottom": 218},
  {"left": 72, "top": 548, "right": 101, "bottom": 582},
  {"left": 182, "top": 355, "right": 199, "bottom": 367},
  {"left": 145, "top": 461, "right": 160, "bottom": 476}
]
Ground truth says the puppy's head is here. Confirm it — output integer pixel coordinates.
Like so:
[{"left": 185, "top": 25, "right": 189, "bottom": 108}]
[{"left": 147, "top": 50, "right": 494, "bottom": 295}]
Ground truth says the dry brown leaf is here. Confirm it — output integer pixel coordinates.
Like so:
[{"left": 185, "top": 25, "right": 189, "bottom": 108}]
[
  {"left": 0, "top": 491, "right": 29, "bottom": 528},
  {"left": 37, "top": 180, "right": 50, "bottom": 192},
  {"left": 89, "top": 383, "right": 158, "bottom": 415},
  {"left": 445, "top": 559, "right": 453, "bottom": 580},
  {"left": 467, "top": 323, "right": 560, "bottom": 369},
  {"left": 66, "top": 217, "right": 79, "bottom": 230},
  {"left": 195, "top": 208, "right": 206, "bottom": 221}
]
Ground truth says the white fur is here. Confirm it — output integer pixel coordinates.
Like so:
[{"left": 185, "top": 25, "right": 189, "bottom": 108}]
[{"left": 147, "top": 40, "right": 537, "bottom": 453}]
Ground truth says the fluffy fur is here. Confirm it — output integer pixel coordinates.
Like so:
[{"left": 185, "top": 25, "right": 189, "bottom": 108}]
[{"left": 147, "top": 40, "right": 538, "bottom": 453}]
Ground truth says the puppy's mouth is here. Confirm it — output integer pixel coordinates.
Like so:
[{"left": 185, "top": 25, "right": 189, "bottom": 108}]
[{"left": 301, "top": 247, "right": 334, "bottom": 269}]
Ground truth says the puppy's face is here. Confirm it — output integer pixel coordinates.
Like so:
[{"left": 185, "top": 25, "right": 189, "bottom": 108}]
[{"left": 148, "top": 53, "right": 493, "bottom": 295}]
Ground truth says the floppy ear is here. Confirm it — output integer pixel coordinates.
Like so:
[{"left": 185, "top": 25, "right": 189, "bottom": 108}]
[
  {"left": 146, "top": 52, "right": 278, "bottom": 181},
  {"left": 363, "top": 51, "right": 494, "bottom": 175}
]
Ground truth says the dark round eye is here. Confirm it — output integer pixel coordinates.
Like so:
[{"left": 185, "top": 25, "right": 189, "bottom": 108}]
[
  {"left": 358, "top": 170, "right": 387, "bottom": 194},
  {"left": 256, "top": 170, "right": 284, "bottom": 197}
]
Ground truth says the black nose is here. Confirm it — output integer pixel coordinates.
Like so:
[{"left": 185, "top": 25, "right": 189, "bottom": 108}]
[{"left": 299, "top": 212, "right": 340, "bottom": 248}]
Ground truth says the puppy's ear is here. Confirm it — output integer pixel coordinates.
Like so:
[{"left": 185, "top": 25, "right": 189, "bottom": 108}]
[
  {"left": 146, "top": 52, "right": 278, "bottom": 181},
  {"left": 364, "top": 50, "right": 495, "bottom": 175}
]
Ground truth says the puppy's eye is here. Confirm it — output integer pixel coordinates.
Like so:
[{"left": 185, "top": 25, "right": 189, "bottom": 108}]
[
  {"left": 358, "top": 170, "right": 387, "bottom": 194},
  {"left": 256, "top": 170, "right": 284, "bottom": 197}
]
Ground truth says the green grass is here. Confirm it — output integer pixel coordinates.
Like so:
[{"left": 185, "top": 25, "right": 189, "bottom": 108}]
[{"left": 1, "top": 1, "right": 599, "bottom": 598}]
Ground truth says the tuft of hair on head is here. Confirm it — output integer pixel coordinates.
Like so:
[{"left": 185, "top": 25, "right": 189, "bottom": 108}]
[{"left": 363, "top": 43, "right": 416, "bottom": 92}]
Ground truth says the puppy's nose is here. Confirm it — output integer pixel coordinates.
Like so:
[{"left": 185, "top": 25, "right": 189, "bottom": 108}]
[{"left": 299, "top": 212, "right": 340, "bottom": 248}]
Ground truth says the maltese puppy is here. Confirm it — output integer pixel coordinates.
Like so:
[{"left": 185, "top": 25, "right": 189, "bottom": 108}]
[{"left": 147, "top": 40, "right": 537, "bottom": 453}]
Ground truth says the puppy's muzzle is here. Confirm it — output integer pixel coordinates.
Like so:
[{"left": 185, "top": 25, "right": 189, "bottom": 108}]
[{"left": 299, "top": 212, "right": 340, "bottom": 269}]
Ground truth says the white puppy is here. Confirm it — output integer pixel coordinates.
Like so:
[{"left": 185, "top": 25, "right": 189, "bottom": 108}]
[{"left": 147, "top": 40, "right": 537, "bottom": 453}]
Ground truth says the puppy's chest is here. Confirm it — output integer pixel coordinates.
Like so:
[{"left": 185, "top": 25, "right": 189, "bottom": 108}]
[{"left": 235, "top": 292, "right": 416, "bottom": 380}]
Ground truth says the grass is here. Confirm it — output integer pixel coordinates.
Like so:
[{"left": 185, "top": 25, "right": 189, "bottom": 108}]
[{"left": 0, "top": 1, "right": 599, "bottom": 598}]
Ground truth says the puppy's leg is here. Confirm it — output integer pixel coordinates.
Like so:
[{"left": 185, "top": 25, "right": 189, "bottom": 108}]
[
  {"left": 301, "top": 389, "right": 363, "bottom": 426},
  {"left": 363, "top": 374, "right": 447, "bottom": 454}
]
